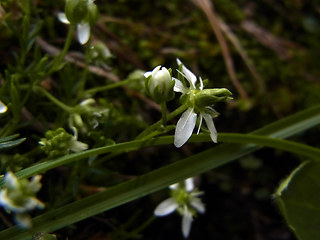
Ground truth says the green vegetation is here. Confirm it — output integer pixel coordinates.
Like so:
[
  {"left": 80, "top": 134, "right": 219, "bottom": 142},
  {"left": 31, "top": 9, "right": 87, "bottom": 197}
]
[{"left": 0, "top": 0, "right": 319, "bottom": 239}]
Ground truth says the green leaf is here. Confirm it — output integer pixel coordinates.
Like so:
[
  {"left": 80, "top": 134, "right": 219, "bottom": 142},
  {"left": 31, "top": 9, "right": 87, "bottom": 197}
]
[
  {"left": 0, "top": 134, "right": 20, "bottom": 143},
  {"left": 275, "top": 161, "right": 320, "bottom": 240},
  {"left": 0, "top": 135, "right": 25, "bottom": 151}
]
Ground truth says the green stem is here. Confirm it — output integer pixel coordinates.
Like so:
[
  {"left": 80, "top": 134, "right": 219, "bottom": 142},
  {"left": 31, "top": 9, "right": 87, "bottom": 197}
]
[
  {"left": 3, "top": 132, "right": 319, "bottom": 184},
  {"left": 35, "top": 86, "right": 73, "bottom": 112},
  {"left": 136, "top": 104, "right": 188, "bottom": 139},
  {"left": 85, "top": 79, "right": 130, "bottom": 95},
  {"left": 50, "top": 24, "right": 75, "bottom": 72},
  {"left": 161, "top": 102, "right": 167, "bottom": 126}
]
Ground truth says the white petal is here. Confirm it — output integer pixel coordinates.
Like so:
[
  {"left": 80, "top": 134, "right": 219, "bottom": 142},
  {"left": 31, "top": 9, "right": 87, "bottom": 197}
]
[
  {"left": 57, "top": 12, "right": 70, "bottom": 24},
  {"left": 190, "top": 197, "right": 205, "bottom": 214},
  {"left": 154, "top": 198, "right": 178, "bottom": 216},
  {"left": 144, "top": 65, "right": 161, "bottom": 80},
  {"left": 70, "top": 140, "right": 89, "bottom": 152},
  {"left": 77, "top": 23, "right": 90, "bottom": 45},
  {"left": 0, "top": 190, "right": 25, "bottom": 213},
  {"left": 174, "top": 108, "right": 197, "bottom": 148},
  {"left": 4, "top": 172, "right": 19, "bottom": 189},
  {"left": 169, "top": 183, "right": 179, "bottom": 190},
  {"left": 144, "top": 71, "right": 152, "bottom": 78},
  {"left": 28, "top": 175, "right": 42, "bottom": 193},
  {"left": 182, "top": 207, "right": 193, "bottom": 238},
  {"left": 23, "top": 197, "right": 45, "bottom": 211},
  {"left": 185, "top": 178, "right": 194, "bottom": 192},
  {"left": 202, "top": 113, "right": 218, "bottom": 143},
  {"left": 151, "top": 65, "right": 161, "bottom": 77},
  {"left": 199, "top": 77, "right": 204, "bottom": 90},
  {"left": 173, "top": 78, "right": 187, "bottom": 94},
  {"left": 182, "top": 65, "right": 197, "bottom": 89},
  {"left": 0, "top": 100, "right": 7, "bottom": 113},
  {"left": 80, "top": 98, "right": 95, "bottom": 106},
  {"left": 176, "top": 58, "right": 197, "bottom": 89},
  {"left": 196, "top": 114, "right": 203, "bottom": 135}
]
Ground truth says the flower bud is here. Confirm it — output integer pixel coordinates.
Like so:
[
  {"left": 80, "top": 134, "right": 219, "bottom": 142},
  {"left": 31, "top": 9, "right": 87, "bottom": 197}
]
[
  {"left": 193, "top": 88, "right": 232, "bottom": 109},
  {"left": 144, "top": 66, "right": 175, "bottom": 103},
  {"left": 88, "top": 42, "right": 112, "bottom": 64},
  {"left": 39, "top": 128, "right": 88, "bottom": 158},
  {"left": 65, "top": 0, "right": 88, "bottom": 24},
  {"left": 86, "top": 0, "right": 99, "bottom": 25}
]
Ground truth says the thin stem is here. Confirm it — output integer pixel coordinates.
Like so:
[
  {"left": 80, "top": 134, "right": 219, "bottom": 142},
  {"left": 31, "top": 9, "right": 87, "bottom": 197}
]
[
  {"left": 35, "top": 86, "right": 73, "bottom": 112},
  {"left": 136, "top": 104, "right": 188, "bottom": 140},
  {"left": 161, "top": 102, "right": 167, "bottom": 126},
  {"left": 84, "top": 79, "right": 130, "bottom": 95},
  {"left": 50, "top": 24, "right": 75, "bottom": 72},
  {"left": 5, "top": 132, "right": 320, "bottom": 185}
]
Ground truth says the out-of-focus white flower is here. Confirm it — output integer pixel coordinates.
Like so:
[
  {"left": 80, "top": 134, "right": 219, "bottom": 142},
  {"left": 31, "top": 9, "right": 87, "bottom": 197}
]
[
  {"left": 0, "top": 172, "right": 44, "bottom": 228},
  {"left": 58, "top": 12, "right": 90, "bottom": 45},
  {"left": 154, "top": 177, "right": 205, "bottom": 238},
  {"left": 0, "top": 100, "right": 7, "bottom": 114}
]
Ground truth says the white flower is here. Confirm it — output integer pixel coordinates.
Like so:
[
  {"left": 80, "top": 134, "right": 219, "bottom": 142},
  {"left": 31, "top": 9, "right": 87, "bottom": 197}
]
[
  {"left": 0, "top": 172, "right": 44, "bottom": 228},
  {"left": 144, "top": 65, "right": 175, "bottom": 103},
  {"left": 173, "top": 59, "right": 217, "bottom": 148},
  {"left": 144, "top": 66, "right": 172, "bottom": 93},
  {"left": 0, "top": 100, "right": 7, "bottom": 114},
  {"left": 58, "top": 12, "right": 90, "bottom": 45},
  {"left": 69, "top": 127, "right": 89, "bottom": 152},
  {"left": 154, "top": 177, "right": 205, "bottom": 238}
]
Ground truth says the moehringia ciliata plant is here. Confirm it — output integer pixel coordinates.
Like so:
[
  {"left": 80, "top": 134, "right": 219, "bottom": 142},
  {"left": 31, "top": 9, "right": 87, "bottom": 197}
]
[{"left": 144, "top": 58, "right": 232, "bottom": 147}]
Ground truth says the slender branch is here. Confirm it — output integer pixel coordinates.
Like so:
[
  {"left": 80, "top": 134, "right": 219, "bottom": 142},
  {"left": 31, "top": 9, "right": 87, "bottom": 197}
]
[
  {"left": 191, "top": 0, "right": 248, "bottom": 100},
  {"left": 50, "top": 24, "right": 76, "bottom": 72},
  {"left": 136, "top": 105, "right": 188, "bottom": 139},
  {"left": 85, "top": 78, "right": 131, "bottom": 95},
  {"left": 161, "top": 102, "right": 167, "bottom": 126},
  {"left": 35, "top": 86, "right": 73, "bottom": 112}
]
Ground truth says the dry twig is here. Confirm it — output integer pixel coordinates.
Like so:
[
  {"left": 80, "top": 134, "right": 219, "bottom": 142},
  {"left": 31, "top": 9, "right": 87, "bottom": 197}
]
[{"left": 191, "top": 0, "right": 249, "bottom": 100}]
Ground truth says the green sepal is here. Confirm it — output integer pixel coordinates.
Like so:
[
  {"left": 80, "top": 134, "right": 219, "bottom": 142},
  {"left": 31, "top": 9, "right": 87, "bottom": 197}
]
[
  {"left": 151, "top": 79, "right": 175, "bottom": 103},
  {"left": 65, "top": 0, "right": 88, "bottom": 24},
  {"left": 194, "top": 88, "right": 232, "bottom": 108},
  {"left": 86, "top": 1, "right": 99, "bottom": 25}
]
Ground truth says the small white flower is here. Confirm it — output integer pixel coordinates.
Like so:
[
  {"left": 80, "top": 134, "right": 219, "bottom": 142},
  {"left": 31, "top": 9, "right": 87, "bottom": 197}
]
[
  {"left": 173, "top": 59, "right": 217, "bottom": 148},
  {"left": 69, "top": 127, "right": 89, "bottom": 152},
  {"left": 144, "top": 65, "right": 175, "bottom": 103},
  {"left": 154, "top": 177, "right": 205, "bottom": 238},
  {"left": 0, "top": 172, "right": 44, "bottom": 228},
  {"left": 0, "top": 100, "right": 7, "bottom": 114},
  {"left": 58, "top": 12, "right": 90, "bottom": 45}
]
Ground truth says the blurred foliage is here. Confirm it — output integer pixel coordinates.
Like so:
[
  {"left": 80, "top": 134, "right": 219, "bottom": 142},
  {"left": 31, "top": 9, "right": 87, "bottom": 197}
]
[{"left": 0, "top": 0, "right": 319, "bottom": 239}]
